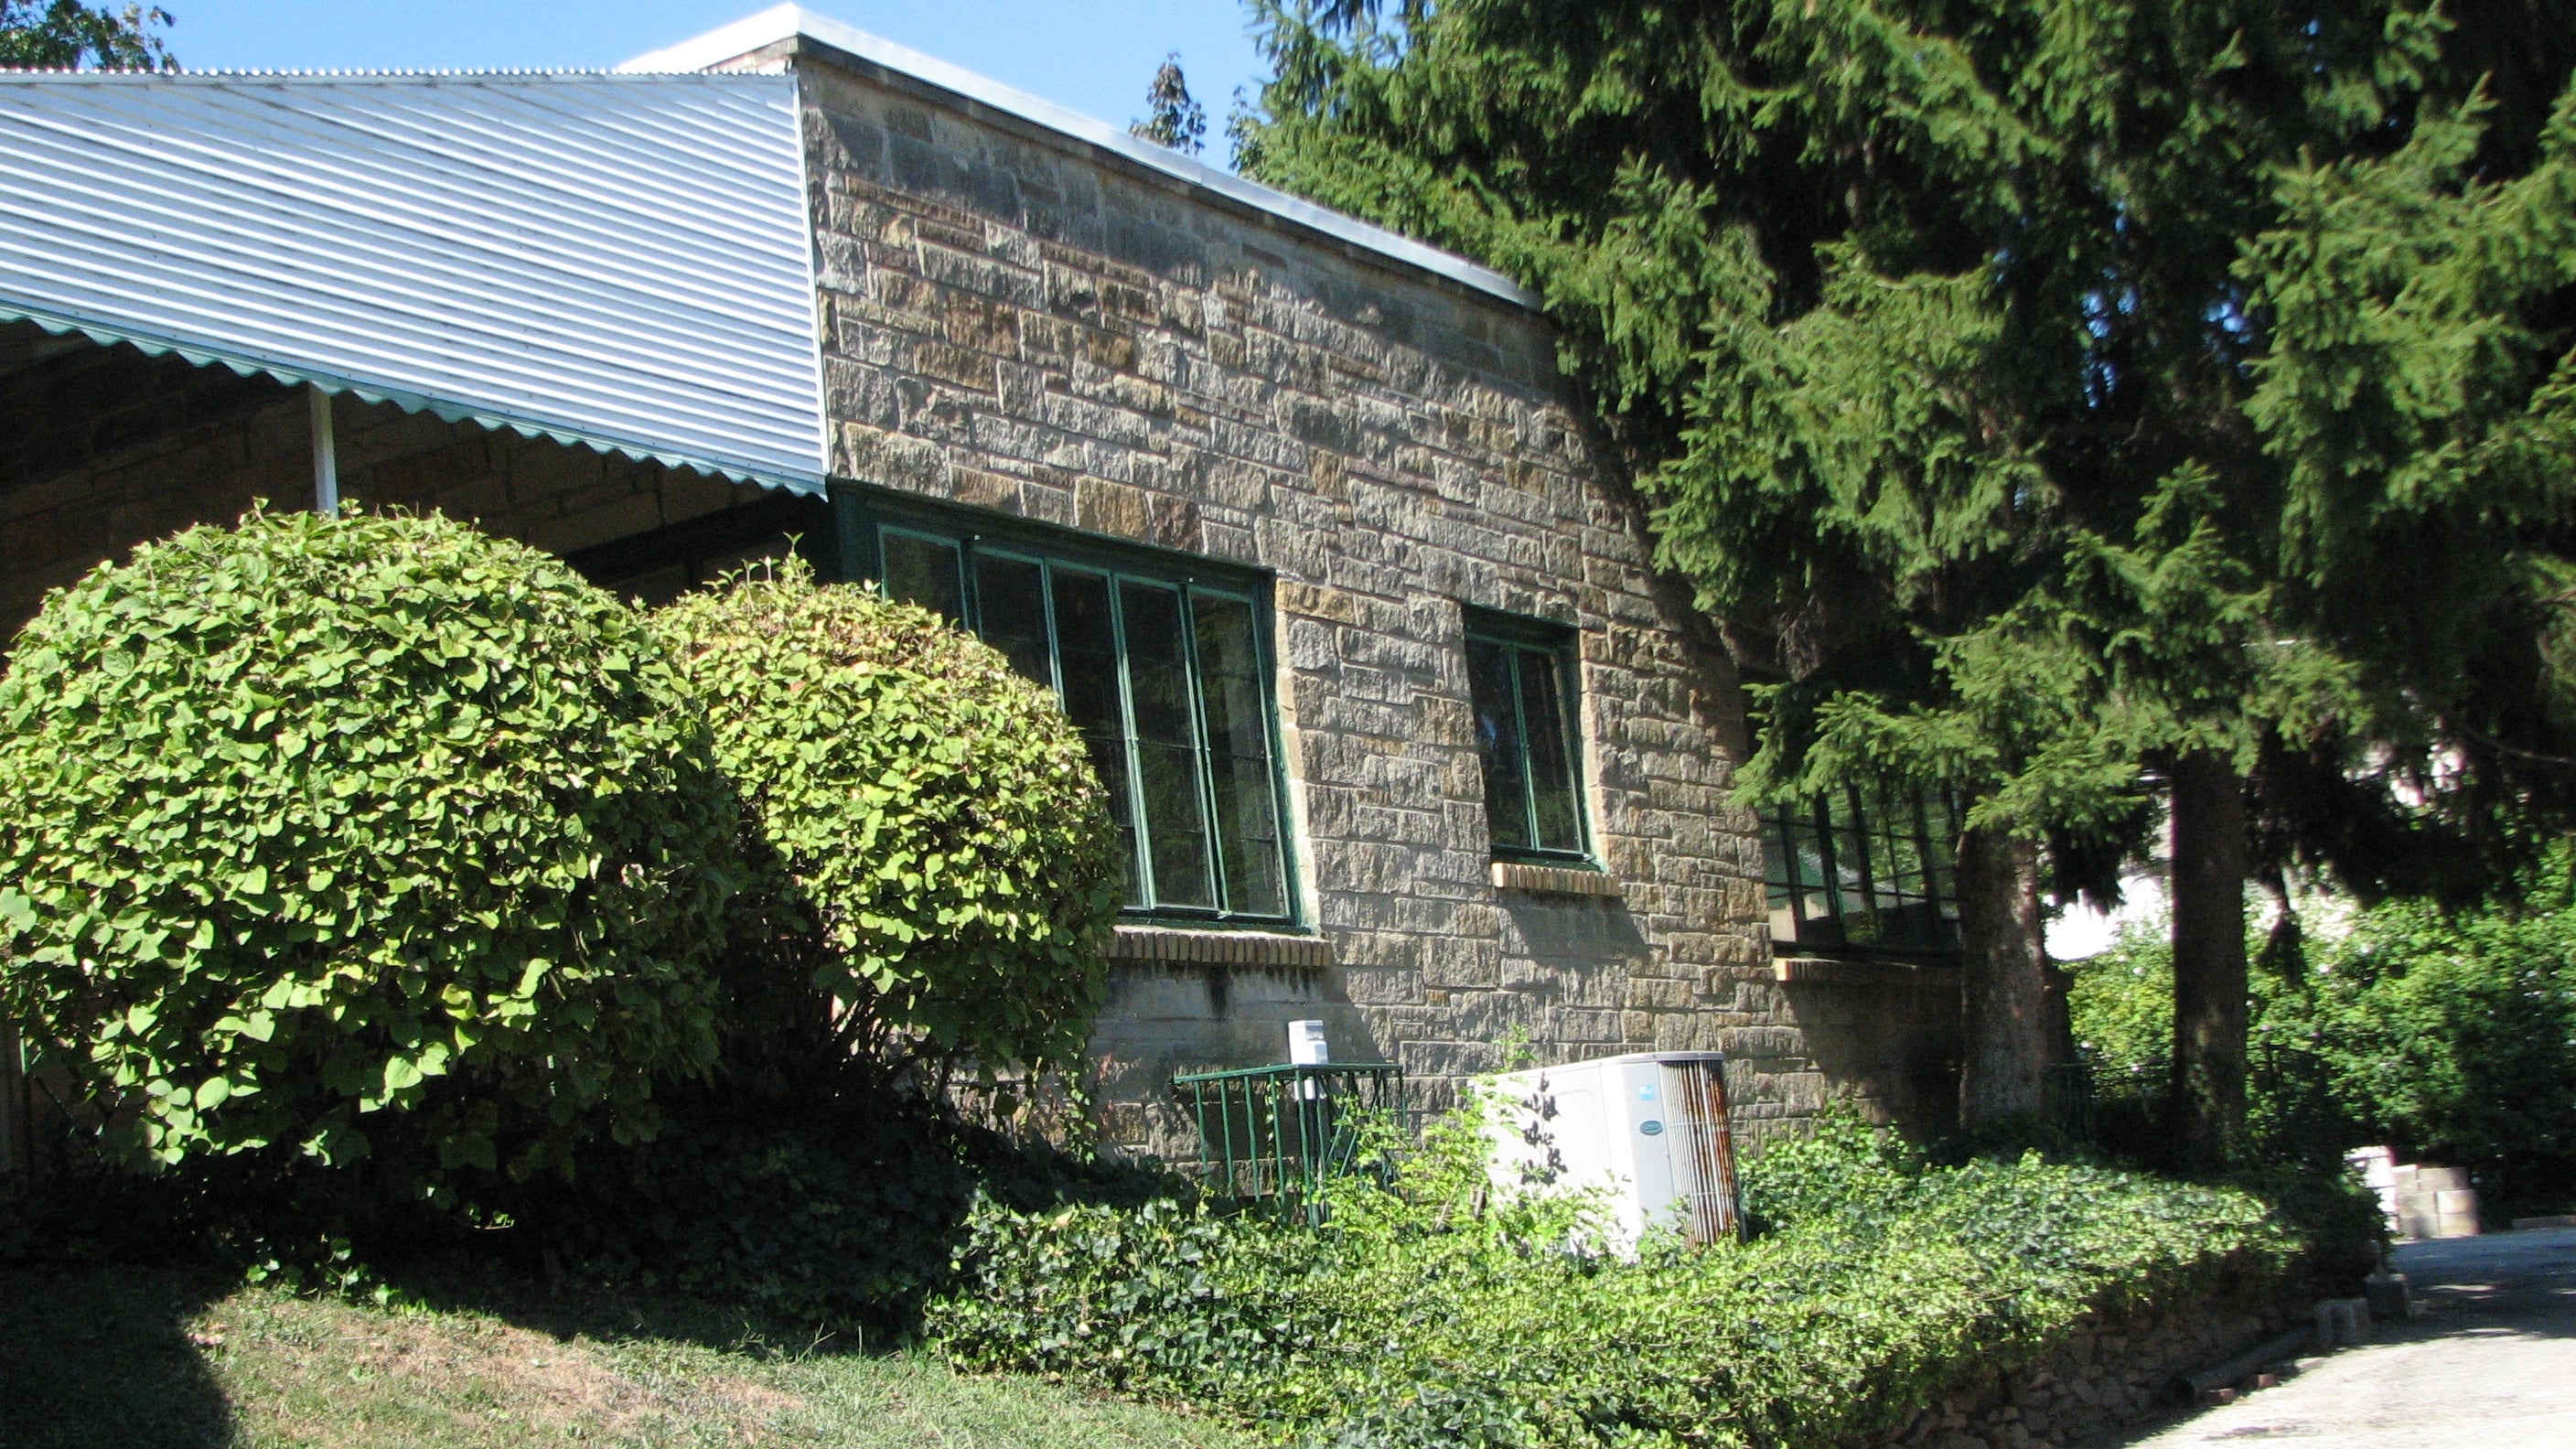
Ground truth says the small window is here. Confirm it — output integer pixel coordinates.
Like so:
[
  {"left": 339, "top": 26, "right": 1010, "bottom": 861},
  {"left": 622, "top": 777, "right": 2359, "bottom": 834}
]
[
  {"left": 1762, "top": 786, "right": 1961, "bottom": 957},
  {"left": 856, "top": 501, "right": 1293, "bottom": 925},
  {"left": 1463, "top": 609, "right": 1590, "bottom": 863}
]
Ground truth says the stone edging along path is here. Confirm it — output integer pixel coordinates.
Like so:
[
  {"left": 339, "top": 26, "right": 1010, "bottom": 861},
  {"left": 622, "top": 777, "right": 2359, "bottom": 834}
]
[{"left": 1872, "top": 1295, "right": 2308, "bottom": 1449}]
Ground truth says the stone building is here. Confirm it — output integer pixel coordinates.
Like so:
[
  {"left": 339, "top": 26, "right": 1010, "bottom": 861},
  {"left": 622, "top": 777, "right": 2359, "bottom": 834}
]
[{"left": 0, "top": 6, "right": 1965, "bottom": 1163}]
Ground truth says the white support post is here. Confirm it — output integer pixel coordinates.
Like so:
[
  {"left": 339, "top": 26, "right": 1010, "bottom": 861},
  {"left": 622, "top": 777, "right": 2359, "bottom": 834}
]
[{"left": 308, "top": 383, "right": 339, "bottom": 517}]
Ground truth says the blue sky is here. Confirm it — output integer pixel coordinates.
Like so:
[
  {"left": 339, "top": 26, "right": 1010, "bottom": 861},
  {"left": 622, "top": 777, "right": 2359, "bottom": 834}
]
[{"left": 161, "top": 2, "right": 1269, "bottom": 147}]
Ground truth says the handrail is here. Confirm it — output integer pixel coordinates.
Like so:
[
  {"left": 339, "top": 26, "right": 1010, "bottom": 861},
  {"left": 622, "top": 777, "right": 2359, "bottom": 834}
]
[{"left": 1171, "top": 1061, "right": 1405, "bottom": 1220}]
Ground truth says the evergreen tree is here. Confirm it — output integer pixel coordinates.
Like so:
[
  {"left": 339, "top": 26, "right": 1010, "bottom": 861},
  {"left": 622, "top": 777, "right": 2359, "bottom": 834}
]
[
  {"left": 1237, "top": 0, "right": 2576, "bottom": 1143},
  {"left": 1131, "top": 52, "right": 1208, "bottom": 155},
  {"left": 0, "top": 1, "right": 172, "bottom": 69}
]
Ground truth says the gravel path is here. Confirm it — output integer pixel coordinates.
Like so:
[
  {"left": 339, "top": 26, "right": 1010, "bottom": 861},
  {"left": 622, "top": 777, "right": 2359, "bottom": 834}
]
[{"left": 2107, "top": 1226, "right": 2576, "bottom": 1448}]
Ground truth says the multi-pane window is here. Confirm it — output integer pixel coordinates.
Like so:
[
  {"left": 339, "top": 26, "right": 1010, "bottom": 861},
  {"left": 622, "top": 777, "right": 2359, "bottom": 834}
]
[
  {"left": 1762, "top": 786, "right": 1961, "bottom": 956},
  {"left": 1463, "top": 611, "right": 1591, "bottom": 862},
  {"left": 862, "top": 514, "right": 1293, "bottom": 924}
]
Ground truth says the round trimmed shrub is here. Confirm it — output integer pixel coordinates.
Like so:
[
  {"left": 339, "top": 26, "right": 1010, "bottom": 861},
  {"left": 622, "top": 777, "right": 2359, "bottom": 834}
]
[
  {"left": 658, "top": 559, "right": 1121, "bottom": 1077},
  {"left": 0, "top": 508, "right": 736, "bottom": 1181}
]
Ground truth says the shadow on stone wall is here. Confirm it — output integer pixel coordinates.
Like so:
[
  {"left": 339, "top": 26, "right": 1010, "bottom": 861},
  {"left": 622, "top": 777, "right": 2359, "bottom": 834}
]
[
  {"left": 1780, "top": 978, "right": 1963, "bottom": 1138},
  {"left": 1087, "top": 961, "right": 1373, "bottom": 1158}
]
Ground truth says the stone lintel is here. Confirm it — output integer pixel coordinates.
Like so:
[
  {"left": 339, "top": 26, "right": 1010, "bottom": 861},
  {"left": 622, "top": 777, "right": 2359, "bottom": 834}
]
[
  {"left": 1772, "top": 956, "right": 1963, "bottom": 989},
  {"left": 1489, "top": 860, "right": 1623, "bottom": 898},
  {"left": 1108, "top": 924, "right": 1335, "bottom": 970}
]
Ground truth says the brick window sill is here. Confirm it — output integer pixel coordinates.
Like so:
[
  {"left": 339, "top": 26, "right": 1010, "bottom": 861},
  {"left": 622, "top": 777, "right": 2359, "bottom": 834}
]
[
  {"left": 1772, "top": 956, "right": 1963, "bottom": 988},
  {"left": 1107, "top": 924, "right": 1334, "bottom": 969},
  {"left": 1489, "top": 860, "right": 1621, "bottom": 898}
]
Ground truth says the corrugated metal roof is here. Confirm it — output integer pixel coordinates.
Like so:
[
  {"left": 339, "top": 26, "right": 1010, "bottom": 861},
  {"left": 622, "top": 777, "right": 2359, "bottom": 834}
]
[
  {"left": 618, "top": 5, "right": 1542, "bottom": 313},
  {"left": 0, "top": 70, "right": 827, "bottom": 493}
]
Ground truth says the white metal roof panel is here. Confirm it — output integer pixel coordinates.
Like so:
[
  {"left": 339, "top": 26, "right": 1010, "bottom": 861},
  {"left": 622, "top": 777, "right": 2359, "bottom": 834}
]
[
  {"left": 618, "top": 5, "right": 1541, "bottom": 313},
  {"left": 0, "top": 71, "right": 827, "bottom": 493}
]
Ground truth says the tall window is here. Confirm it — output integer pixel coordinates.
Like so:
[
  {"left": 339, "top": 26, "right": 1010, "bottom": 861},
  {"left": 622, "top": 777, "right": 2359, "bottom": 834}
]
[
  {"left": 1463, "top": 609, "right": 1591, "bottom": 863},
  {"left": 858, "top": 509, "right": 1293, "bottom": 924},
  {"left": 1762, "top": 786, "right": 1961, "bottom": 956}
]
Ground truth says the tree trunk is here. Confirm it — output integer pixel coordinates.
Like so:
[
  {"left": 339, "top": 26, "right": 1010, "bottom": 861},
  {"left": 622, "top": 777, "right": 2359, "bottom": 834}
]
[
  {"left": 2170, "top": 750, "right": 2249, "bottom": 1165},
  {"left": 1956, "top": 824, "right": 2055, "bottom": 1127},
  {"left": 0, "top": 1018, "right": 28, "bottom": 1181}
]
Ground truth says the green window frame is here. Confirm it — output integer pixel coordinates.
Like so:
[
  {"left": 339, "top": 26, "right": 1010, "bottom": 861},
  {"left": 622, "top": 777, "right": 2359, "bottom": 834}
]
[
  {"left": 1761, "top": 785, "right": 1962, "bottom": 958},
  {"left": 1462, "top": 607, "right": 1594, "bottom": 865},
  {"left": 841, "top": 489, "right": 1298, "bottom": 928}
]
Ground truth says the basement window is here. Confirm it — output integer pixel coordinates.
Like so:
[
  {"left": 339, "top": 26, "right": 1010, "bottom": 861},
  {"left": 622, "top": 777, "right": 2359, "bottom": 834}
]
[
  {"left": 850, "top": 499, "right": 1293, "bottom": 926},
  {"left": 1463, "top": 607, "right": 1593, "bottom": 865},
  {"left": 1762, "top": 786, "right": 1961, "bottom": 957}
]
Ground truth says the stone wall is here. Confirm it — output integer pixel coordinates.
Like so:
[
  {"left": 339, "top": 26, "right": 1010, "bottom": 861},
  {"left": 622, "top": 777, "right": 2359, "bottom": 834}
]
[
  {"left": 793, "top": 49, "right": 1954, "bottom": 1153},
  {"left": 1877, "top": 1296, "right": 2302, "bottom": 1449},
  {"left": 0, "top": 328, "right": 791, "bottom": 639}
]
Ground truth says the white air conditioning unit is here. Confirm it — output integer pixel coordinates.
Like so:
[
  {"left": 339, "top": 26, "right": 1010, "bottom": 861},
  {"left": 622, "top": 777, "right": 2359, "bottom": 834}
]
[{"left": 1478, "top": 1050, "right": 1741, "bottom": 1251}]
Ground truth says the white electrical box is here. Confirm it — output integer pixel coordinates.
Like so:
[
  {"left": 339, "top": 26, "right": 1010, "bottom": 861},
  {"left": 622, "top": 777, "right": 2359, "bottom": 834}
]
[
  {"left": 1479, "top": 1051, "right": 1740, "bottom": 1251},
  {"left": 1287, "top": 1020, "right": 1330, "bottom": 1066}
]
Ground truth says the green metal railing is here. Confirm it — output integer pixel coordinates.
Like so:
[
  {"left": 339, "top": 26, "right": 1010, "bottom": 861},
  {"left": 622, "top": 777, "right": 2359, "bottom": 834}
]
[{"left": 1172, "top": 1061, "right": 1403, "bottom": 1216}]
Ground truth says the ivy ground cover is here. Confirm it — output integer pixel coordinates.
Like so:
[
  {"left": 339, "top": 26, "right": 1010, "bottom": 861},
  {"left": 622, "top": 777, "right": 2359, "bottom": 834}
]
[{"left": 928, "top": 1113, "right": 2313, "bottom": 1449}]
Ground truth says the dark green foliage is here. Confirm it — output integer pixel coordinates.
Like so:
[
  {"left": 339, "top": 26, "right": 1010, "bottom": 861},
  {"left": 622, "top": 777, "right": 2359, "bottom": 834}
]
[
  {"left": 2239, "top": 84, "right": 2576, "bottom": 891},
  {"left": 1238, "top": 0, "right": 2576, "bottom": 915},
  {"left": 2, "top": 1066, "right": 1183, "bottom": 1338},
  {"left": 928, "top": 1113, "right": 2302, "bottom": 1449},
  {"left": 506, "top": 1079, "right": 1182, "bottom": 1334},
  {"left": 1131, "top": 52, "right": 1208, "bottom": 154},
  {"left": 933, "top": 1197, "right": 1310, "bottom": 1392},
  {"left": 1237, "top": 0, "right": 2387, "bottom": 839},
  {"left": 658, "top": 561, "right": 1122, "bottom": 1079},
  {"left": 1733, "top": 1100, "right": 1919, "bottom": 1234},
  {"left": 2070, "top": 868, "right": 2576, "bottom": 1220},
  {"left": 0, "top": 0, "right": 171, "bottom": 69},
  {"left": 0, "top": 508, "right": 736, "bottom": 1186}
]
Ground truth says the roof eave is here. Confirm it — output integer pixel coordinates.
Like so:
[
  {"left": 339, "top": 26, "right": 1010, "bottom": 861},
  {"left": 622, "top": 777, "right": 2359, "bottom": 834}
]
[{"left": 618, "top": 5, "right": 1542, "bottom": 315}]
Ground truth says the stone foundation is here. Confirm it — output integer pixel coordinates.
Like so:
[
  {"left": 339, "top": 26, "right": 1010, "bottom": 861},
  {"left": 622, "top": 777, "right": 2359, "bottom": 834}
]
[{"left": 1880, "top": 1297, "right": 2301, "bottom": 1449}]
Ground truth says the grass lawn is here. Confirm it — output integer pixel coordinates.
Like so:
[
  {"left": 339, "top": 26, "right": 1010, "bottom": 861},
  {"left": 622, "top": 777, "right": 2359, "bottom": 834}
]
[{"left": 0, "top": 1262, "right": 1251, "bottom": 1449}]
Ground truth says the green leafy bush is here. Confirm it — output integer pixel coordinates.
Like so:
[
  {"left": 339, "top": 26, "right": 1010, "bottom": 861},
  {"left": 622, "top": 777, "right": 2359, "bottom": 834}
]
[
  {"left": 2291, "top": 886, "right": 2576, "bottom": 1219},
  {"left": 0, "top": 508, "right": 735, "bottom": 1182},
  {"left": 2066, "top": 862, "right": 2576, "bottom": 1218},
  {"left": 928, "top": 1113, "right": 2301, "bottom": 1449},
  {"left": 658, "top": 561, "right": 1122, "bottom": 1078},
  {"left": 504, "top": 1077, "right": 1181, "bottom": 1333},
  {"left": 1733, "top": 1101, "right": 1922, "bottom": 1234}
]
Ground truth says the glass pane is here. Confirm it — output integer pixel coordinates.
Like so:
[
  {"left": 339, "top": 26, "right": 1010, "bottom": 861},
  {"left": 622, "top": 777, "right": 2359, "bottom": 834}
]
[
  {"left": 881, "top": 531, "right": 963, "bottom": 623},
  {"left": 1466, "top": 637, "right": 1530, "bottom": 851},
  {"left": 1762, "top": 809, "right": 1796, "bottom": 907},
  {"left": 1923, "top": 790, "right": 1962, "bottom": 947},
  {"left": 1193, "top": 594, "right": 1285, "bottom": 917},
  {"left": 974, "top": 553, "right": 1053, "bottom": 686},
  {"left": 1796, "top": 804, "right": 1842, "bottom": 946},
  {"left": 1875, "top": 783, "right": 1937, "bottom": 943},
  {"left": 1876, "top": 788, "right": 1927, "bottom": 903},
  {"left": 1827, "top": 789, "right": 1877, "bottom": 945},
  {"left": 1053, "top": 570, "right": 1138, "bottom": 901},
  {"left": 1121, "top": 581, "right": 1214, "bottom": 908},
  {"left": 1517, "top": 644, "right": 1583, "bottom": 853}
]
